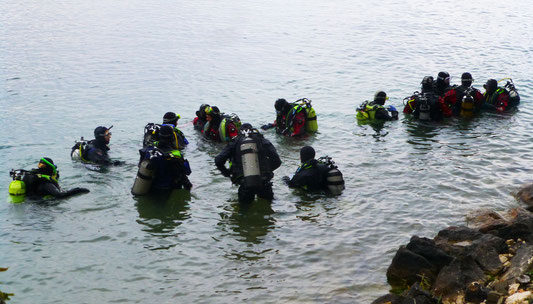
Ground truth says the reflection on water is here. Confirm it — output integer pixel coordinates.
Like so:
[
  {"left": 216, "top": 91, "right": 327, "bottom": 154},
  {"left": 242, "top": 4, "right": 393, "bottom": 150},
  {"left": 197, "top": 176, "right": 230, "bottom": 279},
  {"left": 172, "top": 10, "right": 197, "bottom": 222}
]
[
  {"left": 356, "top": 120, "right": 391, "bottom": 141},
  {"left": 225, "top": 200, "right": 275, "bottom": 245},
  {"left": 135, "top": 190, "right": 191, "bottom": 236}
]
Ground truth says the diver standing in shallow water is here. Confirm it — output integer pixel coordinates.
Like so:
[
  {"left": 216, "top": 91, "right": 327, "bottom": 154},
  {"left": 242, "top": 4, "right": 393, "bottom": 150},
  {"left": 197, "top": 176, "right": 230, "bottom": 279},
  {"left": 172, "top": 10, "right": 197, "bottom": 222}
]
[
  {"left": 9, "top": 158, "right": 89, "bottom": 201},
  {"left": 215, "top": 123, "right": 281, "bottom": 204},
  {"left": 133, "top": 125, "right": 192, "bottom": 195},
  {"left": 282, "top": 146, "right": 344, "bottom": 195},
  {"left": 72, "top": 126, "right": 123, "bottom": 166}
]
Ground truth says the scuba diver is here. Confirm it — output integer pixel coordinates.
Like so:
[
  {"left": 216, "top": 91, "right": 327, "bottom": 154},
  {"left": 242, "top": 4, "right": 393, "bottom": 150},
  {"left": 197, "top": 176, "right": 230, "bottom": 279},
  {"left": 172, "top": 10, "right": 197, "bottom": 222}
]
[
  {"left": 143, "top": 112, "right": 188, "bottom": 150},
  {"left": 441, "top": 72, "right": 484, "bottom": 117},
  {"left": 203, "top": 106, "right": 241, "bottom": 142},
  {"left": 482, "top": 78, "right": 520, "bottom": 112},
  {"left": 71, "top": 126, "right": 123, "bottom": 166},
  {"left": 215, "top": 123, "right": 282, "bottom": 204},
  {"left": 132, "top": 125, "right": 192, "bottom": 195},
  {"left": 261, "top": 98, "right": 318, "bottom": 137},
  {"left": 403, "top": 76, "right": 445, "bottom": 121},
  {"left": 193, "top": 104, "right": 210, "bottom": 131},
  {"left": 9, "top": 158, "right": 89, "bottom": 202},
  {"left": 433, "top": 71, "right": 453, "bottom": 97},
  {"left": 282, "top": 146, "right": 344, "bottom": 195},
  {"left": 356, "top": 91, "right": 399, "bottom": 121}
]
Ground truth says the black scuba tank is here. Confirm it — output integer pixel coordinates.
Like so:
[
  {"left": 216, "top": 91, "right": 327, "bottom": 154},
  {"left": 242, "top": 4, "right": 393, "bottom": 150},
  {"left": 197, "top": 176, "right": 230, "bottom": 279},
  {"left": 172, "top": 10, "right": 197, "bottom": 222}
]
[{"left": 240, "top": 132, "right": 262, "bottom": 190}]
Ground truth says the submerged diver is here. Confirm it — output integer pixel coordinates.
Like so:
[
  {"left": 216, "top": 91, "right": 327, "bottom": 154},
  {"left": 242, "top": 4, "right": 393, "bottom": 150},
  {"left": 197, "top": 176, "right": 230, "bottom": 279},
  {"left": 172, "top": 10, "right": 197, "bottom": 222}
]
[
  {"left": 261, "top": 98, "right": 318, "bottom": 137},
  {"left": 441, "top": 72, "right": 484, "bottom": 116},
  {"left": 282, "top": 146, "right": 344, "bottom": 195},
  {"left": 203, "top": 106, "right": 241, "bottom": 142},
  {"left": 71, "top": 126, "right": 123, "bottom": 166},
  {"left": 9, "top": 158, "right": 89, "bottom": 201},
  {"left": 356, "top": 91, "right": 398, "bottom": 121},
  {"left": 481, "top": 78, "right": 520, "bottom": 112},
  {"left": 133, "top": 125, "right": 192, "bottom": 195},
  {"left": 215, "top": 123, "right": 281, "bottom": 204},
  {"left": 403, "top": 76, "right": 445, "bottom": 121},
  {"left": 193, "top": 104, "right": 210, "bottom": 131}
]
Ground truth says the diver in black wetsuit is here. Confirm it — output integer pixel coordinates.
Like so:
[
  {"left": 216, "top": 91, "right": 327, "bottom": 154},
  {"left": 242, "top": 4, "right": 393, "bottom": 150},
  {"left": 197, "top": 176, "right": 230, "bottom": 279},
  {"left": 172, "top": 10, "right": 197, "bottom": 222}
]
[
  {"left": 22, "top": 158, "right": 89, "bottom": 198},
  {"left": 84, "top": 126, "right": 122, "bottom": 165}
]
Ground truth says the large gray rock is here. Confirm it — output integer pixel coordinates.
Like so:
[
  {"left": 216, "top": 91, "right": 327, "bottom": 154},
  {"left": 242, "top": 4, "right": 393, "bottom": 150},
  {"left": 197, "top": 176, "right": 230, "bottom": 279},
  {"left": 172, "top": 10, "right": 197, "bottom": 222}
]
[
  {"left": 386, "top": 247, "right": 437, "bottom": 290},
  {"left": 493, "top": 244, "right": 533, "bottom": 293},
  {"left": 486, "top": 212, "right": 533, "bottom": 243},
  {"left": 516, "top": 183, "right": 533, "bottom": 209},
  {"left": 406, "top": 236, "right": 454, "bottom": 271},
  {"left": 468, "top": 234, "right": 506, "bottom": 275},
  {"left": 432, "top": 255, "right": 485, "bottom": 300}
]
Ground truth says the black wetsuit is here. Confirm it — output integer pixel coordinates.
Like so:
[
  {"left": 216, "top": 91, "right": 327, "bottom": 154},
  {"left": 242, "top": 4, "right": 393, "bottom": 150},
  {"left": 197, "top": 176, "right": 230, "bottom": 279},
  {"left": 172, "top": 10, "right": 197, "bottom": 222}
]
[
  {"left": 215, "top": 131, "right": 281, "bottom": 204},
  {"left": 139, "top": 143, "right": 192, "bottom": 191},
  {"left": 85, "top": 138, "right": 112, "bottom": 165},
  {"left": 286, "top": 159, "right": 329, "bottom": 192},
  {"left": 23, "top": 169, "right": 88, "bottom": 198}
]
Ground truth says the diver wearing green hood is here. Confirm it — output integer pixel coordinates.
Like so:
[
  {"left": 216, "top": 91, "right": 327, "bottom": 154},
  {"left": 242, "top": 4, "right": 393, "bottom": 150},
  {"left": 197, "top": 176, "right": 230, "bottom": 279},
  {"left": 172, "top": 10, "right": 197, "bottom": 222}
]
[{"left": 9, "top": 158, "right": 89, "bottom": 202}]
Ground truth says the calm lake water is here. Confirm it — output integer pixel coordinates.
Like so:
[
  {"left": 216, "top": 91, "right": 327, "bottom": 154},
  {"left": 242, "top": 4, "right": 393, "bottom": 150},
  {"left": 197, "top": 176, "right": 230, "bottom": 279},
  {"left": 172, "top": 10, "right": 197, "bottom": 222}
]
[{"left": 1, "top": 0, "right": 533, "bottom": 303}]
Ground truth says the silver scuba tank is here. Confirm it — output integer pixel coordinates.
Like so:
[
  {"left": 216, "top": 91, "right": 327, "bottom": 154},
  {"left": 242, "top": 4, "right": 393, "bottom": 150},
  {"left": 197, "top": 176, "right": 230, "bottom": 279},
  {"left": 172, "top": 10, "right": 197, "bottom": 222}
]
[
  {"left": 131, "top": 159, "right": 153, "bottom": 195},
  {"left": 240, "top": 132, "right": 262, "bottom": 189},
  {"left": 326, "top": 168, "right": 345, "bottom": 195},
  {"left": 418, "top": 95, "right": 431, "bottom": 121},
  {"left": 71, "top": 137, "right": 87, "bottom": 160}
]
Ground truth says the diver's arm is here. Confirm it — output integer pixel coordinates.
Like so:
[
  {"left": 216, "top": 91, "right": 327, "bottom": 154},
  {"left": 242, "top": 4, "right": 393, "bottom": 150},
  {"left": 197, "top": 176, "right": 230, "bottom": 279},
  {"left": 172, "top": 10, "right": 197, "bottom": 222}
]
[{"left": 38, "top": 183, "right": 89, "bottom": 198}]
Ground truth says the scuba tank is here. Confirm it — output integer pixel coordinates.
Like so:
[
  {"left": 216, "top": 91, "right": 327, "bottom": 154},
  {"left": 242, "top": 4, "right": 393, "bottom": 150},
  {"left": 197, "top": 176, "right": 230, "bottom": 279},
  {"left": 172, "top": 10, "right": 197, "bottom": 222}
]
[
  {"left": 219, "top": 113, "right": 241, "bottom": 142},
  {"left": 460, "top": 93, "right": 475, "bottom": 118},
  {"left": 9, "top": 169, "right": 27, "bottom": 203},
  {"left": 318, "top": 156, "right": 345, "bottom": 195},
  {"left": 71, "top": 137, "right": 88, "bottom": 160},
  {"left": 356, "top": 101, "right": 371, "bottom": 121},
  {"left": 504, "top": 79, "right": 520, "bottom": 108},
  {"left": 295, "top": 98, "right": 318, "bottom": 132},
  {"left": 418, "top": 94, "right": 431, "bottom": 121},
  {"left": 143, "top": 123, "right": 160, "bottom": 148},
  {"left": 240, "top": 130, "right": 262, "bottom": 190},
  {"left": 131, "top": 159, "right": 154, "bottom": 195}
]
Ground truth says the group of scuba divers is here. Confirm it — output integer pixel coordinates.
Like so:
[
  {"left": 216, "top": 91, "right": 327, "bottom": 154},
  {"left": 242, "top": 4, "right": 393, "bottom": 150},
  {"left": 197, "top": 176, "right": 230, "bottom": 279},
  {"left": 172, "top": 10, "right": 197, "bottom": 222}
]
[
  {"left": 7, "top": 72, "right": 520, "bottom": 204},
  {"left": 8, "top": 100, "right": 343, "bottom": 205},
  {"left": 356, "top": 72, "right": 520, "bottom": 122}
]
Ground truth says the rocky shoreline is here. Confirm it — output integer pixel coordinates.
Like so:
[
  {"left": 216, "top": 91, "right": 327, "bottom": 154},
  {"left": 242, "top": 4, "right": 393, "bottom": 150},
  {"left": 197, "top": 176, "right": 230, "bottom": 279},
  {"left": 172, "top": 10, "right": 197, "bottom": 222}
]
[{"left": 373, "top": 185, "right": 533, "bottom": 304}]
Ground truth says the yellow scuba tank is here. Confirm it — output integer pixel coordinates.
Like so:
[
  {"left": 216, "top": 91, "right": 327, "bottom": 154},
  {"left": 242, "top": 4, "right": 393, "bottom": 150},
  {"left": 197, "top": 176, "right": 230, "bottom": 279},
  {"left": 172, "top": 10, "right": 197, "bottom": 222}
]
[
  {"left": 131, "top": 159, "right": 153, "bottom": 195},
  {"left": 460, "top": 95, "right": 475, "bottom": 118},
  {"left": 298, "top": 98, "right": 318, "bottom": 132},
  {"left": 356, "top": 102, "right": 371, "bottom": 121},
  {"left": 8, "top": 169, "right": 27, "bottom": 203}
]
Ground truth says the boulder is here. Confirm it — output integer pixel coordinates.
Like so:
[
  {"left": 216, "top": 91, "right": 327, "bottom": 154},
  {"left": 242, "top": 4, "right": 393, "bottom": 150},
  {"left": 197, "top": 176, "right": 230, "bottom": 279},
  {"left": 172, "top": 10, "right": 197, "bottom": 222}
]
[
  {"left": 406, "top": 236, "right": 454, "bottom": 271},
  {"left": 432, "top": 255, "right": 485, "bottom": 300},
  {"left": 516, "top": 183, "right": 533, "bottom": 208},
  {"left": 371, "top": 293, "right": 401, "bottom": 304},
  {"left": 386, "top": 247, "right": 437, "bottom": 290},
  {"left": 486, "top": 212, "right": 533, "bottom": 243},
  {"left": 467, "top": 234, "right": 507, "bottom": 275},
  {"left": 493, "top": 244, "right": 533, "bottom": 293}
]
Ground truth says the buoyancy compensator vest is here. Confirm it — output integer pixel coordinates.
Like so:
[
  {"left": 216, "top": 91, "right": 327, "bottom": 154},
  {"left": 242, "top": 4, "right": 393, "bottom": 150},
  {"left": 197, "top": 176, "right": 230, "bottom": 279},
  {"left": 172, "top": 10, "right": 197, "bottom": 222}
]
[
  {"left": 219, "top": 113, "right": 242, "bottom": 142},
  {"left": 9, "top": 169, "right": 27, "bottom": 203}
]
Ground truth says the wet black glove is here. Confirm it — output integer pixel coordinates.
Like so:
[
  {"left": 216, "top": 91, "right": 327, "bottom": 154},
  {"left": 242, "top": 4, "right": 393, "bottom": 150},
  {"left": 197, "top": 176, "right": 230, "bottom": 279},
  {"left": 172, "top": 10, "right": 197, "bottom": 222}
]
[
  {"left": 261, "top": 123, "right": 274, "bottom": 130},
  {"left": 112, "top": 160, "right": 125, "bottom": 166},
  {"left": 282, "top": 176, "right": 290, "bottom": 185},
  {"left": 219, "top": 166, "right": 231, "bottom": 178},
  {"left": 391, "top": 111, "right": 399, "bottom": 120},
  {"left": 72, "top": 187, "right": 90, "bottom": 194}
]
